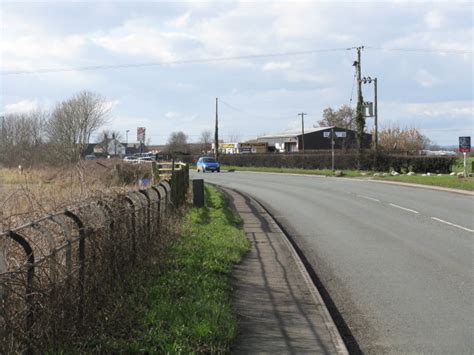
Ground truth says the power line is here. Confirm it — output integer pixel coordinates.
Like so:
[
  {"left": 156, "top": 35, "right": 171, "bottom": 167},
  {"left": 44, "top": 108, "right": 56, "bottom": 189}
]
[
  {"left": 2, "top": 47, "right": 351, "bottom": 76},
  {"left": 366, "top": 46, "right": 472, "bottom": 54},
  {"left": 219, "top": 98, "right": 286, "bottom": 121}
]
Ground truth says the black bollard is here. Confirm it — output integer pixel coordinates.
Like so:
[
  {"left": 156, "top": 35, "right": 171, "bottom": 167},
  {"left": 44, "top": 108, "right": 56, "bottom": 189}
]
[{"left": 193, "top": 179, "right": 204, "bottom": 207}]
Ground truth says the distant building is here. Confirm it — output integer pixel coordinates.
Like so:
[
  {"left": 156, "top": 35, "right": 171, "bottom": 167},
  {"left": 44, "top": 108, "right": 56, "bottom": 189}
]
[
  {"left": 257, "top": 126, "right": 372, "bottom": 153},
  {"left": 211, "top": 142, "right": 268, "bottom": 154}
]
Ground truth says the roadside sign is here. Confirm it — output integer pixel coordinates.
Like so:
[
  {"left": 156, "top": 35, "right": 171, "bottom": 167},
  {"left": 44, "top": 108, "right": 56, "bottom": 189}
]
[
  {"left": 459, "top": 136, "right": 471, "bottom": 153},
  {"left": 137, "top": 127, "right": 146, "bottom": 143},
  {"left": 324, "top": 131, "right": 346, "bottom": 138}
]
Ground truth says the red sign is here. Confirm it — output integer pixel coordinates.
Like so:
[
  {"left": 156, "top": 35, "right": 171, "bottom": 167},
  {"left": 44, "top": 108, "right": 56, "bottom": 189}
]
[{"left": 137, "top": 127, "right": 146, "bottom": 143}]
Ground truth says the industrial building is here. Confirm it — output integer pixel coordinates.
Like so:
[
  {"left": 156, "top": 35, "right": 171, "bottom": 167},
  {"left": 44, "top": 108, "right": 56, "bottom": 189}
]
[{"left": 257, "top": 126, "right": 372, "bottom": 153}]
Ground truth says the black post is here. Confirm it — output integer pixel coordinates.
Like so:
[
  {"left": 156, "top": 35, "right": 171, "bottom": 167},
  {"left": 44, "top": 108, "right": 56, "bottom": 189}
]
[{"left": 193, "top": 179, "right": 204, "bottom": 208}]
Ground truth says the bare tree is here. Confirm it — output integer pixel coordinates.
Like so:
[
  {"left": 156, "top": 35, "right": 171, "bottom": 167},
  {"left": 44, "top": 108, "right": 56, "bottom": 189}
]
[
  {"left": 318, "top": 105, "right": 356, "bottom": 130},
  {"left": 376, "top": 125, "right": 431, "bottom": 154},
  {"left": 98, "top": 129, "right": 123, "bottom": 155},
  {"left": 228, "top": 132, "right": 242, "bottom": 143},
  {"left": 47, "top": 91, "right": 111, "bottom": 163},
  {"left": 167, "top": 131, "right": 189, "bottom": 155},
  {"left": 199, "top": 130, "right": 212, "bottom": 153},
  {"left": 0, "top": 110, "right": 47, "bottom": 166}
]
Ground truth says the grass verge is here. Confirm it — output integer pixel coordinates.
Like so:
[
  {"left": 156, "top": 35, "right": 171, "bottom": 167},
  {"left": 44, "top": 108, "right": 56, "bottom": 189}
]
[
  {"left": 82, "top": 185, "right": 250, "bottom": 353},
  {"left": 218, "top": 165, "right": 364, "bottom": 177},
  {"left": 374, "top": 175, "right": 474, "bottom": 191}
]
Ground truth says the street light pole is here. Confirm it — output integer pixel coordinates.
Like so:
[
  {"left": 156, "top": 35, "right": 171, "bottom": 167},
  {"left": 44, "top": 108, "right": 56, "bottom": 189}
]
[
  {"left": 331, "top": 127, "right": 335, "bottom": 171},
  {"left": 298, "top": 112, "right": 307, "bottom": 156}
]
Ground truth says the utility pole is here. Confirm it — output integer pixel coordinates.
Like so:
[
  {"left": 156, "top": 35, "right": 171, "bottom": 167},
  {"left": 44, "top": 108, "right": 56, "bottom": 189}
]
[
  {"left": 353, "top": 46, "right": 365, "bottom": 154},
  {"left": 374, "top": 77, "right": 378, "bottom": 151},
  {"left": 356, "top": 46, "right": 362, "bottom": 107},
  {"left": 298, "top": 112, "right": 307, "bottom": 156},
  {"left": 214, "top": 97, "right": 219, "bottom": 161}
]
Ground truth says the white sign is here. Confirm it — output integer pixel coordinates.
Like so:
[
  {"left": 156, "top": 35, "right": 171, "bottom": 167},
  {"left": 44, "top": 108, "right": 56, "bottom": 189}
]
[{"left": 324, "top": 131, "right": 347, "bottom": 138}]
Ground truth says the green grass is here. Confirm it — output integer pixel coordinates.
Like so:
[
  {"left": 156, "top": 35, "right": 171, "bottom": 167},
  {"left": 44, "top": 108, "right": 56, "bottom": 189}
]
[
  {"left": 82, "top": 185, "right": 250, "bottom": 353},
  {"left": 452, "top": 156, "right": 474, "bottom": 174},
  {"left": 375, "top": 175, "right": 474, "bottom": 191}
]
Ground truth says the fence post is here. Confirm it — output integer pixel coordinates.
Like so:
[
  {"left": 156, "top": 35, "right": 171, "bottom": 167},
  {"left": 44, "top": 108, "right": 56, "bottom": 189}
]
[
  {"left": 139, "top": 190, "right": 152, "bottom": 240},
  {"left": 63, "top": 210, "right": 86, "bottom": 331},
  {"left": 8, "top": 231, "right": 34, "bottom": 355},
  {"left": 123, "top": 196, "right": 137, "bottom": 265}
]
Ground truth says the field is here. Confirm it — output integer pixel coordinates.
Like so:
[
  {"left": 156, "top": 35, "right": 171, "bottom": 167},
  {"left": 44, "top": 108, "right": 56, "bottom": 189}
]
[{"left": 0, "top": 160, "right": 155, "bottom": 229}]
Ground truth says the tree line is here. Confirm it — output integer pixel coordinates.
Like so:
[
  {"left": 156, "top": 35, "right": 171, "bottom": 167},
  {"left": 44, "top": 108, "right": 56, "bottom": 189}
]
[
  {"left": 1, "top": 92, "right": 435, "bottom": 168},
  {"left": 1, "top": 91, "right": 110, "bottom": 167},
  {"left": 318, "top": 104, "right": 433, "bottom": 154}
]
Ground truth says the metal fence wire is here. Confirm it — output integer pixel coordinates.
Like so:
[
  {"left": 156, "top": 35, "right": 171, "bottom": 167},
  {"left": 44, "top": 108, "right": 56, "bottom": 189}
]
[{"left": 0, "top": 163, "right": 189, "bottom": 353}]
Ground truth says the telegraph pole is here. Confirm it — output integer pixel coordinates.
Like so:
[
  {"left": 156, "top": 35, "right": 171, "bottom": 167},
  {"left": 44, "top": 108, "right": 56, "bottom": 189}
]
[
  {"left": 356, "top": 46, "right": 362, "bottom": 106},
  {"left": 353, "top": 46, "right": 365, "bottom": 168},
  {"left": 298, "top": 112, "right": 307, "bottom": 156},
  {"left": 214, "top": 97, "right": 219, "bottom": 161},
  {"left": 374, "top": 77, "right": 378, "bottom": 151}
]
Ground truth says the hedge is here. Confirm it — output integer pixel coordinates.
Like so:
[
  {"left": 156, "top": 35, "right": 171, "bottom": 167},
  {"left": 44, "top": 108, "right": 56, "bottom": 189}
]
[{"left": 215, "top": 152, "right": 456, "bottom": 173}]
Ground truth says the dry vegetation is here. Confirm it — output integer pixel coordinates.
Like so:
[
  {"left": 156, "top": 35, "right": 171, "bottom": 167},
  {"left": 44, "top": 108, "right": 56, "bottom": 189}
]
[{"left": 0, "top": 160, "right": 155, "bottom": 230}]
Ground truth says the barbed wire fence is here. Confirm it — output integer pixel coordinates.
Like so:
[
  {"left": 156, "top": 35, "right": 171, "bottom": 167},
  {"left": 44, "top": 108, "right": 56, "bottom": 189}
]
[{"left": 0, "top": 163, "right": 189, "bottom": 353}]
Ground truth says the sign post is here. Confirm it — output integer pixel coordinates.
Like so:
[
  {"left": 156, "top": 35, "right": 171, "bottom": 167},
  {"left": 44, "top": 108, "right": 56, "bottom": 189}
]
[
  {"left": 137, "top": 127, "right": 146, "bottom": 154},
  {"left": 459, "top": 136, "right": 471, "bottom": 177},
  {"left": 324, "top": 130, "right": 347, "bottom": 171}
]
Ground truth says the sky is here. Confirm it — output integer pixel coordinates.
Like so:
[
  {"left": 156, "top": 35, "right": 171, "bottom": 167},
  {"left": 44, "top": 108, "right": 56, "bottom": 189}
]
[{"left": 1, "top": 0, "right": 472, "bottom": 146}]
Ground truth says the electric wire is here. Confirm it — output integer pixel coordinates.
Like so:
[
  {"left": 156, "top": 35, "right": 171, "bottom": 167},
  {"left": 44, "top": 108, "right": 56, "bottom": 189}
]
[
  {"left": 3, "top": 45, "right": 470, "bottom": 76},
  {"left": 366, "top": 46, "right": 472, "bottom": 54},
  {"left": 2, "top": 47, "right": 351, "bottom": 76}
]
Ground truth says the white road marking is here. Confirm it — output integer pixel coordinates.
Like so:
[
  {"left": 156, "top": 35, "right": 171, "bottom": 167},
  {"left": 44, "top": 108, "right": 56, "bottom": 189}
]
[
  {"left": 389, "top": 203, "right": 419, "bottom": 214},
  {"left": 431, "top": 217, "right": 474, "bottom": 233},
  {"left": 357, "top": 194, "right": 380, "bottom": 202}
]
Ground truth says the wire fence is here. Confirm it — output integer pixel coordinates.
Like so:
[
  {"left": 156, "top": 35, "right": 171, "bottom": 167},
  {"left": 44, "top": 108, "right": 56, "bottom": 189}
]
[{"left": 0, "top": 163, "right": 189, "bottom": 353}]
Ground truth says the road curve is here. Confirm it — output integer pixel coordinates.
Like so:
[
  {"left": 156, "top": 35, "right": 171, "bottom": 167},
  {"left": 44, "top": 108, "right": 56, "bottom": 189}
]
[{"left": 191, "top": 171, "right": 474, "bottom": 354}]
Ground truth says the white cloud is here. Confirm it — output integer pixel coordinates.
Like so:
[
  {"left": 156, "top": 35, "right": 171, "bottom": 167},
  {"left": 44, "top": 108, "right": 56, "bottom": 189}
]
[
  {"left": 415, "top": 69, "right": 438, "bottom": 87},
  {"left": 424, "top": 10, "right": 444, "bottom": 29},
  {"left": 166, "top": 12, "right": 191, "bottom": 29},
  {"left": 385, "top": 28, "right": 472, "bottom": 54},
  {"left": 1, "top": 15, "right": 87, "bottom": 72},
  {"left": 165, "top": 111, "right": 179, "bottom": 119},
  {"left": 383, "top": 100, "right": 473, "bottom": 119},
  {"left": 4, "top": 99, "right": 39, "bottom": 113},
  {"left": 262, "top": 62, "right": 291, "bottom": 71}
]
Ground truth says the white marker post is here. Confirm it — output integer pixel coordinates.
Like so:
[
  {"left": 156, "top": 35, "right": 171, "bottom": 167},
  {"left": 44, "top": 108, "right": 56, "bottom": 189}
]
[
  {"left": 459, "top": 136, "right": 471, "bottom": 177},
  {"left": 464, "top": 152, "right": 467, "bottom": 178}
]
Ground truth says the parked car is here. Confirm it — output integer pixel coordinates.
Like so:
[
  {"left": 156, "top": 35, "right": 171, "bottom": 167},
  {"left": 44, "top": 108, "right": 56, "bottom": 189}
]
[
  {"left": 123, "top": 156, "right": 137, "bottom": 162},
  {"left": 84, "top": 155, "right": 97, "bottom": 160},
  {"left": 137, "top": 157, "right": 154, "bottom": 163},
  {"left": 197, "top": 157, "right": 220, "bottom": 172}
]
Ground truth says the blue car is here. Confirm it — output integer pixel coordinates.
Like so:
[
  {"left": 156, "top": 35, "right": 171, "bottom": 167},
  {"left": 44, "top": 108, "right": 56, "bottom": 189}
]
[{"left": 197, "top": 157, "right": 220, "bottom": 173}]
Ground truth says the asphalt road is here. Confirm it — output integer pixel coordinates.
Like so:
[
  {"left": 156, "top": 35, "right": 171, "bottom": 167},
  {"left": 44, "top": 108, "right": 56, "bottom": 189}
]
[{"left": 191, "top": 170, "right": 474, "bottom": 354}]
